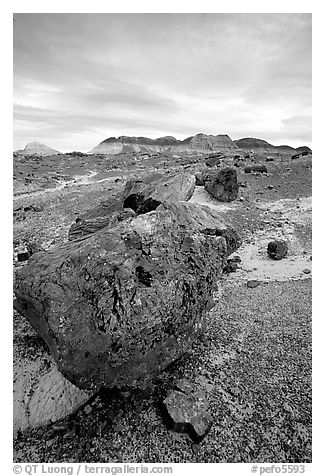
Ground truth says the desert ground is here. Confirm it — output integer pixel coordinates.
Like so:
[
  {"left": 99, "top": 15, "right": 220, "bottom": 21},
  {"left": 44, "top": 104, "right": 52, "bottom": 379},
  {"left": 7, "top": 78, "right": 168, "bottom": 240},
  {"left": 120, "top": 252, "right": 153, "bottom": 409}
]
[{"left": 13, "top": 149, "right": 312, "bottom": 463}]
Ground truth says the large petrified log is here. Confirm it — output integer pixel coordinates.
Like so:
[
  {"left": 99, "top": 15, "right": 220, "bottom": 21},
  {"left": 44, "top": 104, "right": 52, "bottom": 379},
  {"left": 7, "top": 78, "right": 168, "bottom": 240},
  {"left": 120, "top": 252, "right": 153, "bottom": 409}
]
[
  {"left": 14, "top": 202, "right": 241, "bottom": 391},
  {"left": 68, "top": 172, "right": 196, "bottom": 241}
]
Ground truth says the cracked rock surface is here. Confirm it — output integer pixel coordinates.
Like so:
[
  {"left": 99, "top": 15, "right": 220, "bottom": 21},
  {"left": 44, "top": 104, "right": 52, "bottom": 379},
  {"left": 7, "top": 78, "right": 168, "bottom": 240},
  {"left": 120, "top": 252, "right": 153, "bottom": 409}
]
[
  {"left": 162, "top": 379, "right": 212, "bottom": 441},
  {"left": 14, "top": 201, "right": 241, "bottom": 390}
]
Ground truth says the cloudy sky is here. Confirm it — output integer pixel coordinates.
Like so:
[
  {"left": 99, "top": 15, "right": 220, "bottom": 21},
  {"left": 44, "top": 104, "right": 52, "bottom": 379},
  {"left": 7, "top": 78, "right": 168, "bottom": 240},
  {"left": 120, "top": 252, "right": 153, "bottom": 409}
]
[{"left": 13, "top": 13, "right": 312, "bottom": 152}]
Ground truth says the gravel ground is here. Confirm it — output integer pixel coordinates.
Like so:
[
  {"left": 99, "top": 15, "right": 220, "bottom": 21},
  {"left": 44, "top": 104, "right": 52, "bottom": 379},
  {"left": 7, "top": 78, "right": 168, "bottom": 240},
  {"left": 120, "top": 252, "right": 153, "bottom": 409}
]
[
  {"left": 13, "top": 151, "right": 312, "bottom": 462},
  {"left": 13, "top": 279, "right": 311, "bottom": 463}
]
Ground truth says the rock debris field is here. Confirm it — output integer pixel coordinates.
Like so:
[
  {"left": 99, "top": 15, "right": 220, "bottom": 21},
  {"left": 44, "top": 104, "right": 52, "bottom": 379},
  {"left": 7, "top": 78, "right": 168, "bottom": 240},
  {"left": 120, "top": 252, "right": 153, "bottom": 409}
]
[{"left": 13, "top": 147, "right": 312, "bottom": 463}]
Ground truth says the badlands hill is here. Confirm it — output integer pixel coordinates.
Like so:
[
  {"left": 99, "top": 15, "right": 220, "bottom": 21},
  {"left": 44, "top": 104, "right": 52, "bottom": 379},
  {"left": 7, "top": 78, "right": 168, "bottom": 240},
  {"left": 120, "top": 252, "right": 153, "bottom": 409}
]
[
  {"left": 15, "top": 142, "right": 61, "bottom": 156},
  {"left": 90, "top": 133, "right": 239, "bottom": 155},
  {"left": 234, "top": 138, "right": 298, "bottom": 154}
]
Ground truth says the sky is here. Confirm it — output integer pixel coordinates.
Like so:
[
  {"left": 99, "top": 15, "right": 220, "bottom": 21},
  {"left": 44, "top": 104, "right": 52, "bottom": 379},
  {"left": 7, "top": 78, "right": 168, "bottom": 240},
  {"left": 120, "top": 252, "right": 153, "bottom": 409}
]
[{"left": 13, "top": 13, "right": 312, "bottom": 152}]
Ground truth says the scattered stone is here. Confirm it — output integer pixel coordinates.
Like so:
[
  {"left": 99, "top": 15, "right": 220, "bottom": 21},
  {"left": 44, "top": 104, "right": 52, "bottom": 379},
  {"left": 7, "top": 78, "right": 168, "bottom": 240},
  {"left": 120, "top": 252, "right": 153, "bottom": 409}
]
[
  {"left": 52, "top": 421, "right": 70, "bottom": 432},
  {"left": 162, "top": 379, "right": 212, "bottom": 442},
  {"left": 239, "top": 181, "right": 247, "bottom": 188},
  {"left": 244, "top": 165, "right": 267, "bottom": 174},
  {"left": 247, "top": 280, "right": 261, "bottom": 289},
  {"left": 303, "top": 269, "right": 311, "bottom": 274},
  {"left": 223, "top": 261, "right": 239, "bottom": 273},
  {"left": 14, "top": 202, "right": 241, "bottom": 390},
  {"left": 205, "top": 156, "right": 220, "bottom": 167},
  {"left": 195, "top": 172, "right": 205, "bottom": 186},
  {"left": 204, "top": 168, "right": 239, "bottom": 202},
  {"left": 17, "top": 247, "right": 30, "bottom": 262},
  {"left": 267, "top": 240, "right": 288, "bottom": 260}
]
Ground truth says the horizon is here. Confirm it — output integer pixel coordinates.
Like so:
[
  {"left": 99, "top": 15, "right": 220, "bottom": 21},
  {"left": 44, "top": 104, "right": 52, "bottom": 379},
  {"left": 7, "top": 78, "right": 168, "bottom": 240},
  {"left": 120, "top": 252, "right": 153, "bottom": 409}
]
[
  {"left": 14, "top": 132, "right": 311, "bottom": 154},
  {"left": 13, "top": 13, "right": 312, "bottom": 151}
]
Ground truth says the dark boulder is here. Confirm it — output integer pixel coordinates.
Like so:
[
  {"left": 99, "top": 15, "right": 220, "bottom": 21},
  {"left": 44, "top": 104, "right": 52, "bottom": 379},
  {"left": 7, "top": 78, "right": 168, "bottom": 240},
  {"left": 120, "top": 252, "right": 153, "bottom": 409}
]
[
  {"left": 14, "top": 202, "right": 241, "bottom": 390},
  {"left": 17, "top": 247, "right": 30, "bottom": 262},
  {"left": 205, "top": 156, "right": 220, "bottom": 167},
  {"left": 204, "top": 168, "right": 239, "bottom": 202},
  {"left": 267, "top": 240, "right": 288, "bottom": 260},
  {"left": 195, "top": 172, "right": 205, "bottom": 186}
]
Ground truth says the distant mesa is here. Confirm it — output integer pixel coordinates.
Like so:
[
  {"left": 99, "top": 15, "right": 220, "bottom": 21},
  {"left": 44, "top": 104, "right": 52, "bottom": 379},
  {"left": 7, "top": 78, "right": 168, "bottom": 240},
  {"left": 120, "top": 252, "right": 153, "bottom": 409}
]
[
  {"left": 90, "top": 133, "right": 239, "bottom": 155},
  {"left": 15, "top": 142, "right": 61, "bottom": 156},
  {"left": 14, "top": 136, "right": 312, "bottom": 157},
  {"left": 234, "top": 137, "right": 310, "bottom": 154},
  {"left": 295, "top": 146, "right": 312, "bottom": 154}
]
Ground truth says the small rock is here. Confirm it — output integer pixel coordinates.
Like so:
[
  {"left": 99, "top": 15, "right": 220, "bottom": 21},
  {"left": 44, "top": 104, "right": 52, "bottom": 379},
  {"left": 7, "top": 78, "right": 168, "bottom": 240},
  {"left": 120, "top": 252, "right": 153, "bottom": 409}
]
[
  {"left": 244, "top": 165, "right": 267, "bottom": 174},
  {"left": 223, "top": 261, "right": 239, "bottom": 274},
  {"left": 247, "top": 280, "right": 261, "bottom": 288},
  {"left": 162, "top": 379, "right": 212, "bottom": 442},
  {"left": 303, "top": 269, "right": 311, "bottom": 274},
  {"left": 239, "top": 181, "right": 247, "bottom": 188},
  {"left": 230, "top": 255, "right": 241, "bottom": 263},
  {"left": 267, "top": 240, "right": 288, "bottom": 260},
  {"left": 52, "top": 421, "right": 69, "bottom": 432},
  {"left": 17, "top": 247, "right": 30, "bottom": 262}
]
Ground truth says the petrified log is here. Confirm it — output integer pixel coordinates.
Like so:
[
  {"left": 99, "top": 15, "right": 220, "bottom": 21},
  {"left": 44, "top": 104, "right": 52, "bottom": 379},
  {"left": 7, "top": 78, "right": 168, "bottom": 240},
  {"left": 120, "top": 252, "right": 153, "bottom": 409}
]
[
  {"left": 69, "top": 172, "right": 196, "bottom": 241},
  {"left": 204, "top": 168, "right": 239, "bottom": 202},
  {"left": 122, "top": 172, "right": 196, "bottom": 213},
  {"left": 14, "top": 202, "right": 241, "bottom": 391}
]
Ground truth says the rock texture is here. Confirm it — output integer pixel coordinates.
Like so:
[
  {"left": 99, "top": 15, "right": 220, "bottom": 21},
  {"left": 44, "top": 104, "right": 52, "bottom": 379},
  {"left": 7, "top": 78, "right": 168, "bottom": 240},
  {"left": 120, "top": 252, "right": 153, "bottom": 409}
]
[
  {"left": 90, "top": 133, "right": 238, "bottom": 155},
  {"left": 14, "top": 202, "right": 241, "bottom": 390},
  {"left": 162, "top": 379, "right": 212, "bottom": 442},
  {"left": 69, "top": 172, "right": 196, "bottom": 241},
  {"left": 14, "top": 339, "right": 93, "bottom": 435},
  {"left": 68, "top": 209, "right": 136, "bottom": 242},
  {"left": 204, "top": 168, "right": 239, "bottom": 202}
]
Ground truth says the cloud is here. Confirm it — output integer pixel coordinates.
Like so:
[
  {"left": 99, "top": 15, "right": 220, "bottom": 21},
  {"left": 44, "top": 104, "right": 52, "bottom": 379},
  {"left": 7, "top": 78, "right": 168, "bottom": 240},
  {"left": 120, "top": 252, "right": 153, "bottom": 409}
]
[{"left": 13, "top": 13, "right": 312, "bottom": 151}]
